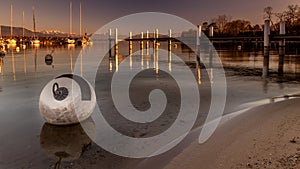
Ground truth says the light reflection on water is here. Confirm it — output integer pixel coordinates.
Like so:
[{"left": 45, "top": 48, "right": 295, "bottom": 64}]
[
  {"left": 0, "top": 45, "right": 82, "bottom": 81},
  {"left": 1, "top": 41, "right": 299, "bottom": 83},
  {"left": 218, "top": 48, "right": 300, "bottom": 77}
]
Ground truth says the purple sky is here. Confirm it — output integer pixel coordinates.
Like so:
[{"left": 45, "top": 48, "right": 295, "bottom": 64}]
[{"left": 0, "top": 0, "right": 299, "bottom": 34}]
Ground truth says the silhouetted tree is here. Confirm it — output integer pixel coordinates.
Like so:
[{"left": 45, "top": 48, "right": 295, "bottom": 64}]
[
  {"left": 264, "top": 6, "right": 278, "bottom": 32},
  {"left": 212, "top": 15, "right": 231, "bottom": 35},
  {"left": 284, "top": 5, "right": 299, "bottom": 34},
  {"left": 223, "top": 20, "right": 251, "bottom": 36}
]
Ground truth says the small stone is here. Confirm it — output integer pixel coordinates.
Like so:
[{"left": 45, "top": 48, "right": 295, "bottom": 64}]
[
  {"left": 290, "top": 137, "right": 297, "bottom": 143},
  {"left": 246, "top": 163, "right": 253, "bottom": 168}
]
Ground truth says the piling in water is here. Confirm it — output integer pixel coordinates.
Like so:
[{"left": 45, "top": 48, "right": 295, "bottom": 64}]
[
  {"left": 115, "top": 28, "right": 118, "bottom": 57},
  {"left": 278, "top": 21, "right": 286, "bottom": 76},
  {"left": 262, "top": 20, "right": 270, "bottom": 78},
  {"left": 209, "top": 26, "right": 214, "bottom": 37},
  {"left": 108, "top": 29, "right": 112, "bottom": 58}
]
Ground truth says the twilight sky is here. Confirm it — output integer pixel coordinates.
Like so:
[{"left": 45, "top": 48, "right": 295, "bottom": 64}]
[{"left": 0, "top": 0, "right": 299, "bottom": 34}]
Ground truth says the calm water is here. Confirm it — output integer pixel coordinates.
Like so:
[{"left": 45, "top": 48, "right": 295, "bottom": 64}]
[
  {"left": 219, "top": 48, "right": 300, "bottom": 77},
  {"left": 0, "top": 43, "right": 299, "bottom": 169}
]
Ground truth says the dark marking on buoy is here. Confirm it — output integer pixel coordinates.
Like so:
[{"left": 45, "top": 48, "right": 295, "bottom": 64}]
[
  {"left": 55, "top": 74, "right": 91, "bottom": 101},
  {"left": 52, "top": 83, "right": 69, "bottom": 101}
]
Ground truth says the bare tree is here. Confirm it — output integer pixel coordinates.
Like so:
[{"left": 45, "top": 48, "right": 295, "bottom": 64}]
[
  {"left": 285, "top": 5, "right": 299, "bottom": 24},
  {"left": 275, "top": 12, "right": 286, "bottom": 21},
  {"left": 224, "top": 20, "right": 251, "bottom": 36},
  {"left": 264, "top": 7, "right": 273, "bottom": 20},
  {"left": 212, "top": 15, "right": 231, "bottom": 35},
  {"left": 263, "top": 6, "right": 278, "bottom": 32}
]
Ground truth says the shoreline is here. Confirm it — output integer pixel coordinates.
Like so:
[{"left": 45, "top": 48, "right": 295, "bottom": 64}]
[{"left": 162, "top": 98, "right": 300, "bottom": 169}]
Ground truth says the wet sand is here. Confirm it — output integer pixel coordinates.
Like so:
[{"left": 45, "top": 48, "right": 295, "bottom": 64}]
[{"left": 163, "top": 98, "right": 300, "bottom": 169}]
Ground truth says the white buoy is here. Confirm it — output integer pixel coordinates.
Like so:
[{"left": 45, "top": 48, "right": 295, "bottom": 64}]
[{"left": 39, "top": 74, "right": 96, "bottom": 125}]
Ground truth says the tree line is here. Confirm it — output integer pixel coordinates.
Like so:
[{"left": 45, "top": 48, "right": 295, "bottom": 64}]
[{"left": 202, "top": 5, "right": 300, "bottom": 36}]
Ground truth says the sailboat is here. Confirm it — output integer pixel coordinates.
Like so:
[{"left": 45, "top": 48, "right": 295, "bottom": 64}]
[
  {"left": 66, "top": 0, "right": 75, "bottom": 45},
  {"left": 7, "top": 2, "right": 16, "bottom": 46},
  {"left": 30, "top": 6, "right": 40, "bottom": 46},
  {"left": 78, "top": 0, "right": 92, "bottom": 46}
]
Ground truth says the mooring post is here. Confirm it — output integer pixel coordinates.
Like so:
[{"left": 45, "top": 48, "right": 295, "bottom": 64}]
[
  {"left": 209, "top": 26, "right": 214, "bottom": 37},
  {"left": 153, "top": 30, "right": 156, "bottom": 50},
  {"left": 262, "top": 20, "right": 270, "bottom": 78},
  {"left": 197, "top": 25, "right": 202, "bottom": 84},
  {"left": 108, "top": 29, "right": 112, "bottom": 58},
  {"left": 115, "top": 28, "right": 118, "bottom": 57},
  {"left": 168, "top": 29, "right": 172, "bottom": 52},
  {"left": 196, "top": 25, "right": 202, "bottom": 62},
  {"left": 278, "top": 21, "right": 285, "bottom": 76}
]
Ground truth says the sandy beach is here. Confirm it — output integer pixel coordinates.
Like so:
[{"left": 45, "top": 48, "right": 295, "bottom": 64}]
[{"left": 163, "top": 98, "right": 300, "bottom": 169}]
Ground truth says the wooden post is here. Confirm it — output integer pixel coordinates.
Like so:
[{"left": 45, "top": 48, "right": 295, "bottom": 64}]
[
  {"left": 196, "top": 25, "right": 202, "bottom": 58},
  {"left": 209, "top": 26, "right": 214, "bottom": 37},
  {"left": 262, "top": 20, "right": 270, "bottom": 78},
  {"left": 278, "top": 21, "right": 285, "bottom": 76},
  {"left": 108, "top": 29, "right": 112, "bottom": 58},
  {"left": 197, "top": 25, "right": 202, "bottom": 46},
  {"left": 115, "top": 28, "right": 118, "bottom": 46},
  {"left": 196, "top": 25, "right": 202, "bottom": 83},
  {"left": 115, "top": 28, "right": 118, "bottom": 56}
]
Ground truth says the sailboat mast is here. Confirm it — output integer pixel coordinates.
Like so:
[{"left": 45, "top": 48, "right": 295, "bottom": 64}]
[
  {"left": 32, "top": 6, "right": 36, "bottom": 39},
  {"left": 80, "top": 0, "right": 82, "bottom": 37},
  {"left": 10, "top": 2, "right": 13, "bottom": 39},
  {"left": 22, "top": 11, "right": 24, "bottom": 38},
  {"left": 69, "top": 0, "right": 72, "bottom": 37}
]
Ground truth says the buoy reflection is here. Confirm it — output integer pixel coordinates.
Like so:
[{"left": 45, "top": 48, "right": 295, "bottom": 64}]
[{"left": 40, "top": 118, "right": 95, "bottom": 166}]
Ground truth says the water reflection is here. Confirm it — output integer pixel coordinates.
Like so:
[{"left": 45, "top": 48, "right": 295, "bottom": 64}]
[
  {"left": 218, "top": 47, "right": 300, "bottom": 79},
  {"left": 40, "top": 119, "right": 95, "bottom": 168},
  {"left": 168, "top": 50, "right": 172, "bottom": 72},
  {"left": 155, "top": 42, "right": 159, "bottom": 74},
  {"left": 0, "top": 57, "right": 3, "bottom": 77},
  {"left": 68, "top": 44, "right": 74, "bottom": 73},
  {"left": 23, "top": 49, "right": 27, "bottom": 75},
  {"left": 11, "top": 49, "right": 16, "bottom": 80},
  {"left": 0, "top": 45, "right": 83, "bottom": 81},
  {"left": 34, "top": 48, "right": 38, "bottom": 78}
]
